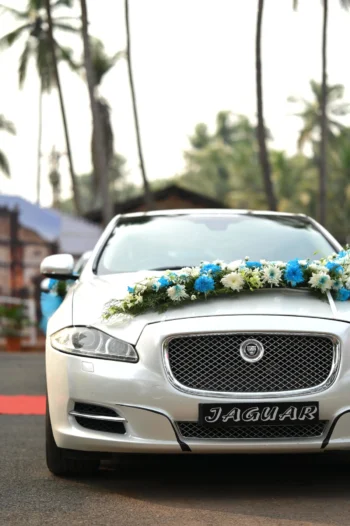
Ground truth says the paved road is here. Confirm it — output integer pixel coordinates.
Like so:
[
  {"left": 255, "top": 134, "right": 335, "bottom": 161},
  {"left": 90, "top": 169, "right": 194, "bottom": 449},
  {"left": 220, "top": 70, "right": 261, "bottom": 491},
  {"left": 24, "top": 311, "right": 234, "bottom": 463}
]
[{"left": 2, "top": 353, "right": 350, "bottom": 526}]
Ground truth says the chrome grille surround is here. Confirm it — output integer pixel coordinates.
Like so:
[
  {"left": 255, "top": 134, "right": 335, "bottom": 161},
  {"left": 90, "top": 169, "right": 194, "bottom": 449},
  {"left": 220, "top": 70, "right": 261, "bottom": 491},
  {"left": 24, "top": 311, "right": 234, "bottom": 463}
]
[
  {"left": 176, "top": 421, "right": 328, "bottom": 440},
  {"left": 163, "top": 332, "right": 340, "bottom": 399}
]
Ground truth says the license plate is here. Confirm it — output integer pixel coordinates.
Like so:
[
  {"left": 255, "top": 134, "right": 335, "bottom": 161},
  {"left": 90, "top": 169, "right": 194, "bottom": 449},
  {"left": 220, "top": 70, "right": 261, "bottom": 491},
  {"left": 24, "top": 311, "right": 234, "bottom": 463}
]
[{"left": 199, "top": 402, "right": 319, "bottom": 427}]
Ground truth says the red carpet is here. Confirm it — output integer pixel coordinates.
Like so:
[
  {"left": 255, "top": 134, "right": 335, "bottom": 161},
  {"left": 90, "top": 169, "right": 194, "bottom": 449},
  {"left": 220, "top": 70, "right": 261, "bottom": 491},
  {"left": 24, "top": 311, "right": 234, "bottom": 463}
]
[{"left": 0, "top": 395, "right": 46, "bottom": 415}]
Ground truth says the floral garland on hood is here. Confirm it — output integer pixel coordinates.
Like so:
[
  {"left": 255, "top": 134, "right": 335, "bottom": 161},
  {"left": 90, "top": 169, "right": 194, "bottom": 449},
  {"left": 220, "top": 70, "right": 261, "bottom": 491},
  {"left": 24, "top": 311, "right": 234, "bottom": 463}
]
[{"left": 102, "top": 249, "right": 350, "bottom": 322}]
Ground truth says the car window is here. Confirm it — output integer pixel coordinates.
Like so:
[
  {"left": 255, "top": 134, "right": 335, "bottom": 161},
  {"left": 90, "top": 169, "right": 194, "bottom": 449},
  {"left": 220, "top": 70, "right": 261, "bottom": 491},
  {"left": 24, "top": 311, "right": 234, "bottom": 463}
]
[{"left": 97, "top": 215, "right": 336, "bottom": 275}]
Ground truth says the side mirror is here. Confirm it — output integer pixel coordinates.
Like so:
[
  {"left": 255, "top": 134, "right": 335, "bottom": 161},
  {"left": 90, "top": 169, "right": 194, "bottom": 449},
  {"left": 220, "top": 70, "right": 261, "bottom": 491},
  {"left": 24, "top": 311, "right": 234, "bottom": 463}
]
[{"left": 40, "top": 254, "right": 78, "bottom": 280}]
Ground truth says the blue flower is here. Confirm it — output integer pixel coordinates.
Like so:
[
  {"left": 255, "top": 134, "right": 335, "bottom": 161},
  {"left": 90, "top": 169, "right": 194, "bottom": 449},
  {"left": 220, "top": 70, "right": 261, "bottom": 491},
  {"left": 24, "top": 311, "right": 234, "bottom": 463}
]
[
  {"left": 200, "top": 263, "right": 221, "bottom": 275},
  {"left": 336, "top": 250, "right": 347, "bottom": 260},
  {"left": 194, "top": 275, "right": 215, "bottom": 293},
  {"left": 326, "top": 261, "right": 343, "bottom": 274},
  {"left": 48, "top": 278, "right": 58, "bottom": 290},
  {"left": 127, "top": 286, "right": 135, "bottom": 293},
  {"left": 245, "top": 261, "right": 262, "bottom": 269},
  {"left": 336, "top": 288, "right": 350, "bottom": 301},
  {"left": 284, "top": 259, "right": 304, "bottom": 287},
  {"left": 158, "top": 276, "right": 172, "bottom": 288}
]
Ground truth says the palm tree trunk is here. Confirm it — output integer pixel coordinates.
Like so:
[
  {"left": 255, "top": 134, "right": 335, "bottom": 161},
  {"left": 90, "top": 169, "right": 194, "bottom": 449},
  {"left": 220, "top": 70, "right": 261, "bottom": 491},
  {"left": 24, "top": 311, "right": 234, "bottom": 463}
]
[
  {"left": 36, "top": 84, "right": 43, "bottom": 206},
  {"left": 320, "top": 0, "right": 328, "bottom": 226},
  {"left": 125, "top": 0, "right": 154, "bottom": 210},
  {"left": 255, "top": 0, "right": 277, "bottom": 211},
  {"left": 44, "top": 0, "right": 81, "bottom": 216},
  {"left": 80, "top": 0, "right": 112, "bottom": 226}
]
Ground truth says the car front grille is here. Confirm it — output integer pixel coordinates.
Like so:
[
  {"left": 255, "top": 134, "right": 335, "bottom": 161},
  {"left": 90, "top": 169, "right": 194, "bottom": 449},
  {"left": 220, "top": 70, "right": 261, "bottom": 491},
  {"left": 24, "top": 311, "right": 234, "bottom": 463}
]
[
  {"left": 166, "top": 333, "right": 336, "bottom": 394},
  {"left": 177, "top": 421, "right": 328, "bottom": 440}
]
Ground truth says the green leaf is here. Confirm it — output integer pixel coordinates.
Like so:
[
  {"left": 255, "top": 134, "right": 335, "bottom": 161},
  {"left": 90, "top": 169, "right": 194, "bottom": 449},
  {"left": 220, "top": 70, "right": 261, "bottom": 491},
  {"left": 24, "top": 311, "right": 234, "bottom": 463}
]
[
  {"left": 18, "top": 38, "right": 32, "bottom": 88},
  {"left": 53, "top": 21, "right": 79, "bottom": 34},
  {"left": 0, "top": 115, "right": 16, "bottom": 134},
  {"left": 0, "top": 4, "right": 29, "bottom": 19},
  {"left": 0, "top": 23, "right": 31, "bottom": 49},
  {"left": 0, "top": 150, "right": 10, "bottom": 177}
]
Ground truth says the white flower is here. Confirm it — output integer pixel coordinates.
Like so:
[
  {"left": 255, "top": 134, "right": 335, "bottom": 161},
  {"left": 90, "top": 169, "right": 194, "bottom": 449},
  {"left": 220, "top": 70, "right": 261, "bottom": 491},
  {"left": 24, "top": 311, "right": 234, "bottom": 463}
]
[
  {"left": 135, "top": 294, "right": 143, "bottom": 304},
  {"left": 332, "top": 279, "right": 343, "bottom": 290},
  {"left": 191, "top": 294, "right": 197, "bottom": 301},
  {"left": 143, "top": 277, "right": 158, "bottom": 290},
  {"left": 124, "top": 293, "right": 134, "bottom": 305},
  {"left": 179, "top": 267, "right": 193, "bottom": 276},
  {"left": 167, "top": 284, "right": 189, "bottom": 302},
  {"left": 214, "top": 259, "right": 226, "bottom": 268},
  {"left": 345, "top": 277, "right": 350, "bottom": 290},
  {"left": 251, "top": 269, "right": 263, "bottom": 288},
  {"left": 309, "top": 272, "right": 333, "bottom": 292},
  {"left": 221, "top": 272, "right": 245, "bottom": 291},
  {"left": 135, "top": 284, "right": 147, "bottom": 293},
  {"left": 227, "top": 260, "right": 243, "bottom": 271},
  {"left": 190, "top": 267, "right": 200, "bottom": 278},
  {"left": 308, "top": 263, "right": 324, "bottom": 272},
  {"left": 262, "top": 265, "right": 282, "bottom": 286},
  {"left": 273, "top": 261, "right": 286, "bottom": 268},
  {"left": 298, "top": 260, "right": 308, "bottom": 266}
]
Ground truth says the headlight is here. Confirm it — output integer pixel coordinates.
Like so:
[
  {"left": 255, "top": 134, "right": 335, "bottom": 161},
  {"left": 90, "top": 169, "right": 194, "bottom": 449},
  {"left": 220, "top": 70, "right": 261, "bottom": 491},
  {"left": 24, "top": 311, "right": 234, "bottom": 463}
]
[{"left": 51, "top": 327, "right": 138, "bottom": 362}]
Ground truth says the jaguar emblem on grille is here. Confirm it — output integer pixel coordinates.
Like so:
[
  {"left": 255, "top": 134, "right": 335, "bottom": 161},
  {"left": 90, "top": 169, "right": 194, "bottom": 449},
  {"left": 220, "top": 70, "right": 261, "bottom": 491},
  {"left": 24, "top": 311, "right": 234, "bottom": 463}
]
[{"left": 240, "top": 339, "right": 265, "bottom": 363}]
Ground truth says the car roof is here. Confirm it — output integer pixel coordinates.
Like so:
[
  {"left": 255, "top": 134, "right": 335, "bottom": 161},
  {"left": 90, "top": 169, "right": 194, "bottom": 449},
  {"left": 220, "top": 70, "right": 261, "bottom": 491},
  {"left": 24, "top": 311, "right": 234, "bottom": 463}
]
[{"left": 120, "top": 209, "right": 311, "bottom": 220}]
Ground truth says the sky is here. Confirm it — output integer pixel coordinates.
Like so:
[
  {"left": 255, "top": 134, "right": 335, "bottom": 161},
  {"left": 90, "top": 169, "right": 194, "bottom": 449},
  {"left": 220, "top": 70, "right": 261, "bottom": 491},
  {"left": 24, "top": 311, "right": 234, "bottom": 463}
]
[{"left": 0, "top": 0, "right": 350, "bottom": 207}]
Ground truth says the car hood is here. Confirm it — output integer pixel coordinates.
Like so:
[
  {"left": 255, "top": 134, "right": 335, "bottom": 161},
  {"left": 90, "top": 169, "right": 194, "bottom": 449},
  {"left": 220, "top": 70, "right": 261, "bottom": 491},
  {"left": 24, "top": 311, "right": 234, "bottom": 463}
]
[{"left": 71, "top": 273, "right": 350, "bottom": 345}]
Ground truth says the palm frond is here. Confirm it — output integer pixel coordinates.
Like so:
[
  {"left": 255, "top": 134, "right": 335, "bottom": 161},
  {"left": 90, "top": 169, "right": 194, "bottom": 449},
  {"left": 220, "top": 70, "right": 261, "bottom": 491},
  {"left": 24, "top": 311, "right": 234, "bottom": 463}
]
[
  {"left": 18, "top": 38, "right": 33, "bottom": 87},
  {"left": 0, "top": 23, "right": 31, "bottom": 49},
  {"left": 36, "top": 33, "right": 56, "bottom": 92},
  {"left": 0, "top": 115, "right": 16, "bottom": 134},
  {"left": 55, "top": 40, "right": 79, "bottom": 71},
  {"left": 112, "top": 49, "right": 127, "bottom": 63},
  {"left": 51, "top": 0, "right": 74, "bottom": 9},
  {"left": 0, "top": 4, "right": 28, "bottom": 19},
  {"left": 298, "top": 126, "right": 314, "bottom": 151},
  {"left": 339, "top": 0, "right": 350, "bottom": 10},
  {"left": 0, "top": 150, "right": 10, "bottom": 177},
  {"left": 53, "top": 22, "right": 79, "bottom": 34},
  {"left": 51, "top": 16, "right": 79, "bottom": 21},
  {"left": 326, "top": 83, "right": 344, "bottom": 101},
  {"left": 331, "top": 103, "right": 350, "bottom": 116},
  {"left": 328, "top": 119, "right": 346, "bottom": 130},
  {"left": 89, "top": 38, "right": 124, "bottom": 86}
]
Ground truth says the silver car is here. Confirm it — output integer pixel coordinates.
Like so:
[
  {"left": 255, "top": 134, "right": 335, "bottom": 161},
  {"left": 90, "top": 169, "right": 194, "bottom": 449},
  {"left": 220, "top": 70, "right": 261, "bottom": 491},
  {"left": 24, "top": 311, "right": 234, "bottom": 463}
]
[{"left": 41, "top": 210, "right": 350, "bottom": 476}]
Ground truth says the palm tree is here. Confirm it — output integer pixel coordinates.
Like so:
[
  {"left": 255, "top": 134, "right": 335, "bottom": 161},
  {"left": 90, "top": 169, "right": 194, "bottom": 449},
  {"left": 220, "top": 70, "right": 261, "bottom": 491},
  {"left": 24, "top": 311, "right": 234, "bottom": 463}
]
[
  {"left": 293, "top": 0, "right": 350, "bottom": 225},
  {"left": 289, "top": 81, "right": 350, "bottom": 151},
  {"left": 124, "top": 0, "right": 154, "bottom": 210},
  {"left": 0, "top": 0, "right": 81, "bottom": 212},
  {"left": 79, "top": 0, "right": 112, "bottom": 226},
  {"left": 89, "top": 39, "right": 124, "bottom": 198},
  {"left": 0, "top": 114, "right": 15, "bottom": 180},
  {"left": 45, "top": 0, "right": 82, "bottom": 215},
  {"left": 319, "top": 0, "right": 329, "bottom": 226},
  {"left": 255, "top": 0, "right": 277, "bottom": 211}
]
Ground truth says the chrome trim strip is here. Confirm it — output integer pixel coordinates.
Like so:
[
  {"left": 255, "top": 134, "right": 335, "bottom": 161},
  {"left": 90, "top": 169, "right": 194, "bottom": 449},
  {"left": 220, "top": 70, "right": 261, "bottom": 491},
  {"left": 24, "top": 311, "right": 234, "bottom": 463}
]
[
  {"left": 69, "top": 411, "right": 127, "bottom": 423},
  {"left": 162, "top": 331, "right": 341, "bottom": 400}
]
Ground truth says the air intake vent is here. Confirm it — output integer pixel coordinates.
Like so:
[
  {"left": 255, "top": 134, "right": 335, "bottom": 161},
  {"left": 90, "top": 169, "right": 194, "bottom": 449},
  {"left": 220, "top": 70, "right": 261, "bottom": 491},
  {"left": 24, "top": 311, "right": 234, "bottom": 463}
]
[
  {"left": 75, "top": 416, "right": 126, "bottom": 434},
  {"left": 71, "top": 402, "right": 126, "bottom": 434}
]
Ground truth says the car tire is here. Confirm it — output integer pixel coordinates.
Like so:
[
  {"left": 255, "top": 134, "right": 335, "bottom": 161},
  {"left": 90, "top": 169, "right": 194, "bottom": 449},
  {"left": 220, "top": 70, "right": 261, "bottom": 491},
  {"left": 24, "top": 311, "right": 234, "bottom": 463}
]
[{"left": 46, "top": 398, "right": 100, "bottom": 476}]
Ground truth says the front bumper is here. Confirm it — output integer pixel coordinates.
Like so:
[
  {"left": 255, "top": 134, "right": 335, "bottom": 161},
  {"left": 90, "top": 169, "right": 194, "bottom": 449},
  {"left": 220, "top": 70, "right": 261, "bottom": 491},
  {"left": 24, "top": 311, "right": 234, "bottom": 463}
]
[{"left": 46, "top": 315, "right": 350, "bottom": 454}]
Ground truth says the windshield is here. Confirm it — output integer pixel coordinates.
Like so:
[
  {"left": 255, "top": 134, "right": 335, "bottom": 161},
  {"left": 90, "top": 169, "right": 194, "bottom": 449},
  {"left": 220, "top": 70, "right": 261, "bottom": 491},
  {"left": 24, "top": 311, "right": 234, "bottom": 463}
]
[{"left": 96, "top": 214, "right": 336, "bottom": 275}]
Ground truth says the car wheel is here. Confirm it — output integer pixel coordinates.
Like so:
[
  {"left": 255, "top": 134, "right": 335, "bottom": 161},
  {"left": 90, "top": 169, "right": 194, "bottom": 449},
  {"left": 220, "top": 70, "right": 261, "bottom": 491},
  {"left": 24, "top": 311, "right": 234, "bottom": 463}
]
[{"left": 46, "top": 398, "right": 100, "bottom": 476}]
